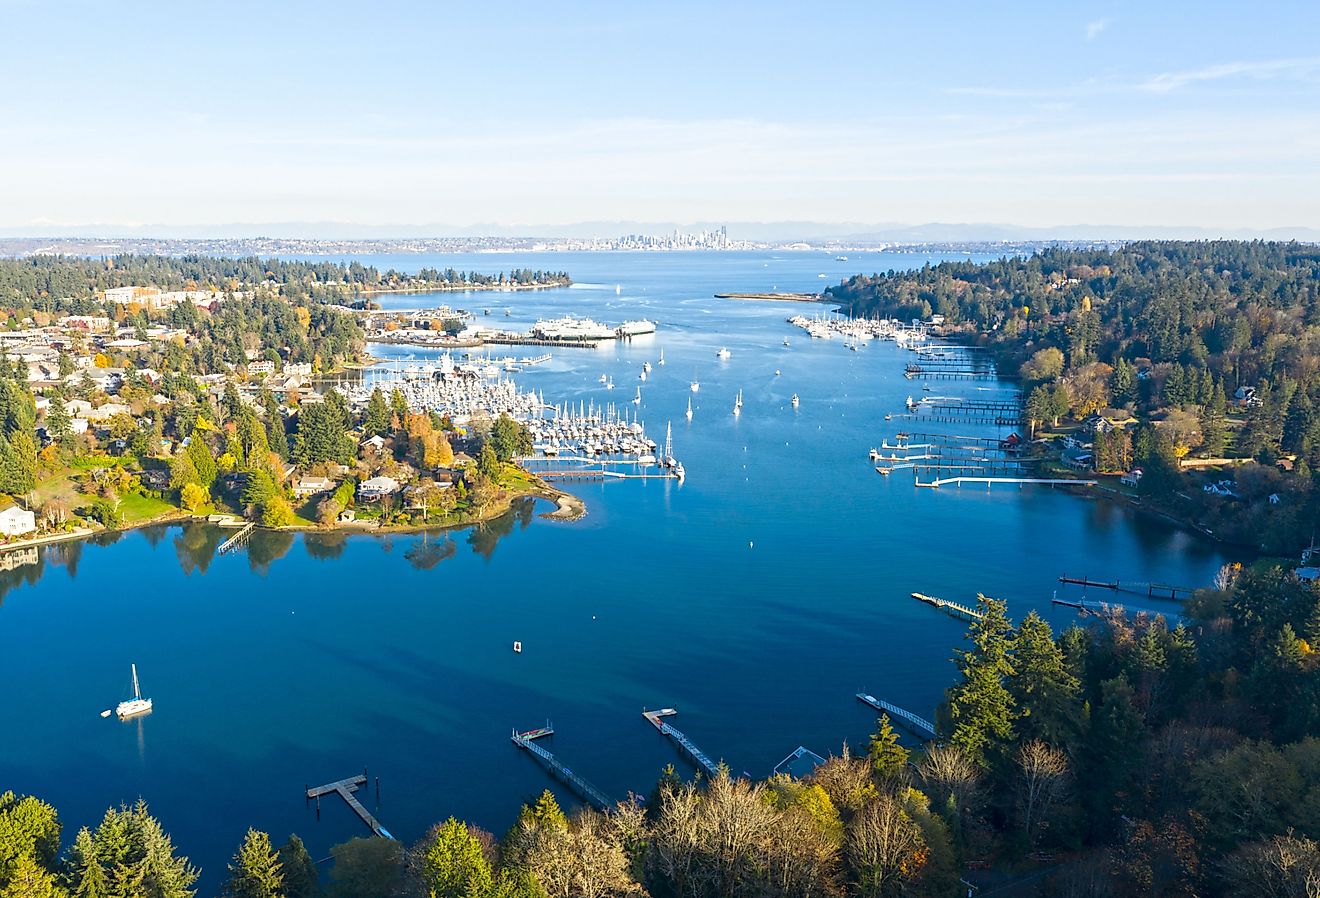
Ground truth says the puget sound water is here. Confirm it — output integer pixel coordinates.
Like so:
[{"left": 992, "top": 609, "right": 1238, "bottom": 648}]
[{"left": 2, "top": 251, "right": 1234, "bottom": 887}]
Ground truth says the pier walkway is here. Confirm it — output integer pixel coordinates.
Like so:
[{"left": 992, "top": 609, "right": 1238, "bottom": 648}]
[
  {"left": 218, "top": 522, "right": 255, "bottom": 555},
  {"left": 914, "top": 475, "right": 1097, "bottom": 489},
  {"left": 912, "top": 592, "right": 983, "bottom": 621},
  {"left": 306, "top": 775, "right": 393, "bottom": 840},
  {"left": 856, "top": 693, "right": 938, "bottom": 740},
  {"left": 643, "top": 709, "right": 721, "bottom": 779},
  {"left": 1059, "top": 575, "right": 1197, "bottom": 600},
  {"left": 511, "top": 724, "right": 611, "bottom": 810}
]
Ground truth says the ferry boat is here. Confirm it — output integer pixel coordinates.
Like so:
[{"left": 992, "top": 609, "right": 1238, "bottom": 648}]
[
  {"left": 115, "top": 664, "right": 152, "bottom": 720},
  {"left": 616, "top": 319, "right": 657, "bottom": 337},
  {"left": 716, "top": 347, "right": 731, "bottom": 360}
]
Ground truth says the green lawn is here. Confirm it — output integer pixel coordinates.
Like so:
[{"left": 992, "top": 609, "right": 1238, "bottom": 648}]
[
  {"left": 117, "top": 492, "right": 179, "bottom": 523},
  {"left": 67, "top": 455, "right": 136, "bottom": 471}
]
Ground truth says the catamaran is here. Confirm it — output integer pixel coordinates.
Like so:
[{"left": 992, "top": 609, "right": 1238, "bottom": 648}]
[{"left": 116, "top": 664, "right": 152, "bottom": 720}]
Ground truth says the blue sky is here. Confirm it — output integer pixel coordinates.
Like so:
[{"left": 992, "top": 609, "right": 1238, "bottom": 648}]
[{"left": 1, "top": 0, "right": 1318, "bottom": 232}]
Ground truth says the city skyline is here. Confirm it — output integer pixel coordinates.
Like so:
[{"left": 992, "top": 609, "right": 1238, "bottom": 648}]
[{"left": 2, "top": 0, "right": 1318, "bottom": 232}]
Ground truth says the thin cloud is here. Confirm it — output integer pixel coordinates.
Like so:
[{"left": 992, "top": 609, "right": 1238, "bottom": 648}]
[
  {"left": 1141, "top": 57, "right": 1320, "bottom": 92},
  {"left": 1085, "top": 18, "right": 1110, "bottom": 40}
]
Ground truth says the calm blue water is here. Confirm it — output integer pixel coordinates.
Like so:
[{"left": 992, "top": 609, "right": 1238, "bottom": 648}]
[{"left": 1, "top": 252, "right": 1231, "bottom": 888}]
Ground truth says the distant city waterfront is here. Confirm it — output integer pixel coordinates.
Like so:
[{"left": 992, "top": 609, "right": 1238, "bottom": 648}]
[{"left": 1, "top": 250, "right": 1234, "bottom": 891}]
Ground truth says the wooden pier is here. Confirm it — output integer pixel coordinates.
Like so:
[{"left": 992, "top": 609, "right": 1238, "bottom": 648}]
[
  {"left": 856, "top": 693, "right": 938, "bottom": 740},
  {"left": 1058, "top": 575, "right": 1197, "bottom": 600},
  {"left": 914, "top": 475, "right": 1097, "bottom": 489},
  {"left": 912, "top": 592, "right": 983, "bottom": 621},
  {"left": 218, "top": 522, "right": 256, "bottom": 555},
  {"left": 511, "top": 723, "right": 611, "bottom": 810},
  {"left": 643, "top": 709, "right": 721, "bottom": 779},
  {"left": 306, "top": 775, "right": 393, "bottom": 840}
]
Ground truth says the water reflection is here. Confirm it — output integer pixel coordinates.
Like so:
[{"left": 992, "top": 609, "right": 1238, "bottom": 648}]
[
  {"left": 247, "top": 530, "right": 295, "bottom": 574},
  {"left": 304, "top": 531, "right": 349, "bottom": 561},
  {"left": 404, "top": 534, "right": 457, "bottom": 570},
  {"left": 467, "top": 497, "right": 537, "bottom": 561},
  {"left": 173, "top": 523, "right": 224, "bottom": 575}
]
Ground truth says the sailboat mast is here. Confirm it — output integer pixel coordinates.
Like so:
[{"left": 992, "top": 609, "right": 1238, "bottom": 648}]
[{"left": 131, "top": 663, "right": 141, "bottom": 700}]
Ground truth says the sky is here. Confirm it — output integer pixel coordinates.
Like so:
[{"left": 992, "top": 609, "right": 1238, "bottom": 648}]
[{"left": 1, "top": 0, "right": 1318, "bottom": 235}]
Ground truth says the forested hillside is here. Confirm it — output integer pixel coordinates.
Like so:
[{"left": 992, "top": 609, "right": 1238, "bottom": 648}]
[{"left": 828, "top": 241, "right": 1320, "bottom": 553}]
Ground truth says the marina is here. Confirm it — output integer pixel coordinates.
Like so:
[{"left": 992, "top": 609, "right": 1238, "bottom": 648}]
[{"left": 2, "top": 250, "right": 1234, "bottom": 885}]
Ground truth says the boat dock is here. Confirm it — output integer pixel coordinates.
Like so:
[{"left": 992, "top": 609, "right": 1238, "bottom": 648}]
[
  {"left": 914, "top": 475, "right": 1097, "bottom": 489},
  {"left": 218, "top": 522, "right": 256, "bottom": 555},
  {"left": 306, "top": 775, "right": 393, "bottom": 840},
  {"left": 511, "top": 723, "right": 611, "bottom": 810},
  {"left": 912, "top": 592, "right": 983, "bottom": 621},
  {"left": 1059, "top": 575, "right": 1197, "bottom": 600},
  {"left": 856, "top": 693, "right": 938, "bottom": 740},
  {"left": 643, "top": 708, "right": 721, "bottom": 779}
]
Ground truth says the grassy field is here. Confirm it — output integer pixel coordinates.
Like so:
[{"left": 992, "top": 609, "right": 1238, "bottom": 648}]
[{"left": 116, "top": 492, "right": 179, "bottom": 523}]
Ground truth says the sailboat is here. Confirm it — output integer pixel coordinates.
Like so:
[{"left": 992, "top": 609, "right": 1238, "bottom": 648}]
[
  {"left": 733, "top": 389, "right": 743, "bottom": 416},
  {"left": 716, "top": 347, "right": 731, "bottom": 360},
  {"left": 685, "top": 397, "right": 693, "bottom": 421},
  {"left": 633, "top": 387, "right": 641, "bottom": 405},
  {"left": 690, "top": 381, "right": 700, "bottom": 393},
  {"left": 116, "top": 664, "right": 152, "bottom": 720},
  {"left": 791, "top": 393, "right": 800, "bottom": 408},
  {"left": 658, "top": 350, "right": 665, "bottom": 366}
]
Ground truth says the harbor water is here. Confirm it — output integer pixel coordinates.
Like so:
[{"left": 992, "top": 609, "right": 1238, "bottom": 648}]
[{"left": 0, "top": 251, "right": 1234, "bottom": 889}]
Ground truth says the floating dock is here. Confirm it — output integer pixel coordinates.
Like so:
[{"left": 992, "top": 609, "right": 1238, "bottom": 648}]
[
  {"left": 643, "top": 708, "right": 721, "bottom": 779},
  {"left": 856, "top": 693, "right": 938, "bottom": 740},
  {"left": 306, "top": 775, "right": 393, "bottom": 840},
  {"left": 914, "top": 476, "right": 1097, "bottom": 489},
  {"left": 511, "top": 723, "right": 611, "bottom": 810},
  {"left": 218, "top": 522, "right": 256, "bottom": 555},
  {"left": 911, "top": 592, "right": 984, "bottom": 621},
  {"left": 1058, "top": 575, "right": 1196, "bottom": 600}
]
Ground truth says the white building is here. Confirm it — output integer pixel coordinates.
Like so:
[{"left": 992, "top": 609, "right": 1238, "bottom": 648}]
[
  {"left": 0, "top": 506, "right": 37, "bottom": 537},
  {"left": 358, "top": 476, "right": 400, "bottom": 500}
]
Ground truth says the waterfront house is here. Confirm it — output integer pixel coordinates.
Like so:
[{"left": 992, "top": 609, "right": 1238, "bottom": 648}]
[
  {"left": 292, "top": 476, "right": 336, "bottom": 499},
  {"left": 1061, "top": 446, "right": 1093, "bottom": 471},
  {"left": 1297, "top": 567, "right": 1320, "bottom": 584},
  {"left": 0, "top": 505, "right": 37, "bottom": 537},
  {"left": 1121, "top": 468, "right": 1144, "bottom": 487},
  {"left": 358, "top": 475, "right": 400, "bottom": 500}
]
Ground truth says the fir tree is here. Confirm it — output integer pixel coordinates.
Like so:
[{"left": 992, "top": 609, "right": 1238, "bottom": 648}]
[
  {"left": 867, "top": 714, "right": 910, "bottom": 784},
  {"left": 945, "top": 595, "right": 1017, "bottom": 767},
  {"left": 421, "top": 818, "right": 493, "bottom": 898},
  {"left": 224, "top": 829, "right": 284, "bottom": 898},
  {"left": 363, "top": 388, "right": 389, "bottom": 438},
  {"left": 1010, "top": 612, "right": 1081, "bottom": 746},
  {"left": 275, "top": 836, "right": 318, "bottom": 898}
]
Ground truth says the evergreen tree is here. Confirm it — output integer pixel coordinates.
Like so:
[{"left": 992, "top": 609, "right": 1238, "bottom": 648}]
[
  {"left": 224, "top": 829, "right": 284, "bottom": 898},
  {"left": 186, "top": 435, "right": 218, "bottom": 489},
  {"left": 261, "top": 391, "right": 288, "bottom": 461},
  {"left": 294, "top": 403, "right": 351, "bottom": 466},
  {"left": 420, "top": 818, "right": 493, "bottom": 898},
  {"left": 46, "top": 397, "right": 72, "bottom": 448},
  {"left": 944, "top": 596, "right": 1017, "bottom": 767},
  {"left": 363, "top": 388, "right": 389, "bottom": 438},
  {"left": 867, "top": 714, "right": 910, "bottom": 784},
  {"left": 1009, "top": 612, "right": 1081, "bottom": 746},
  {"left": 1200, "top": 381, "right": 1229, "bottom": 457},
  {"left": 275, "top": 836, "right": 318, "bottom": 898},
  {"left": 223, "top": 381, "right": 243, "bottom": 423}
]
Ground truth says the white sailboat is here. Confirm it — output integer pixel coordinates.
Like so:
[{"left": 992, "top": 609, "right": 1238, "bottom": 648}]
[
  {"left": 633, "top": 387, "right": 642, "bottom": 405},
  {"left": 733, "top": 389, "right": 743, "bottom": 417},
  {"left": 658, "top": 350, "right": 665, "bottom": 366},
  {"left": 791, "top": 393, "right": 800, "bottom": 408},
  {"left": 690, "top": 381, "right": 700, "bottom": 393},
  {"left": 116, "top": 664, "right": 152, "bottom": 720},
  {"left": 685, "top": 397, "right": 693, "bottom": 420}
]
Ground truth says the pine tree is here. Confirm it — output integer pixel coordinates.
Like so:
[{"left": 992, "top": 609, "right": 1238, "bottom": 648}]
[
  {"left": 223, "top": 382, "right": 243, "bottom": 422},
  {"left": 363, "top": 388, "right": 389, "bottom": 438},
  {"left": 275, "top": 836, "right": 318, "bottom": 898},
  {"left": 261, "top": 391, "right": 288, "bottom": 460},
  {"left": 46, "top": 397, "right": 72, "bottom": 447},
  {"left": 945, "top": 596, "right": 1017, "bottom": 767},
  {"left": 421, "top": 818, "right": 493, "bottom": 898},
  {"left": 1010, "top": 612, "right": 1081, "bottom": 746},
  {"left": 186, "top": 435, "right": 218, "bottom": 489},
  {"left": 867, "top": 714, "right": 910, "bottom": 784},
  {"left": 225, "top": 829, "right": 284, "bottom": 898}
]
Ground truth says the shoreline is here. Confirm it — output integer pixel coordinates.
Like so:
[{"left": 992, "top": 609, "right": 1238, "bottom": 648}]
[
  {"left": 356, "top": 282, "right": 571, "bottom": 297},
  {"left": 714, "top": 292, "right": 822, "bottom": 303}
]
